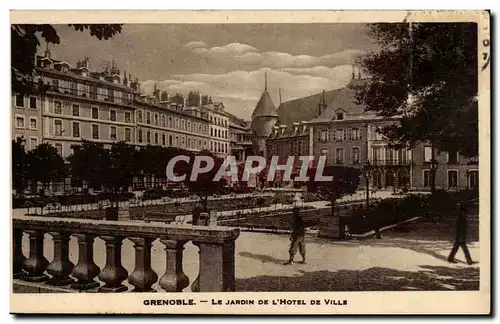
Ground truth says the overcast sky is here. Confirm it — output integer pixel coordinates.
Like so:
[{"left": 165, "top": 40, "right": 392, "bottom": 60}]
[{"left": 47, "top": 24, "right": 377, "bottom": 120}]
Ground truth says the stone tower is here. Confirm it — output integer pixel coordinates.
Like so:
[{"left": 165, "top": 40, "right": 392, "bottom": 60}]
[{"left": 251, "top": 72, "right": 278, "bottom": 156}]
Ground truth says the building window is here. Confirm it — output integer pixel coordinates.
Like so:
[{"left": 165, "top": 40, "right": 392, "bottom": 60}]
[
  {"left": 138, "top": 130, "right": 143, "bottom": 143},
  {"left": 161, "top": 115, "right": 166, "bottom": 127},
  {"left": 448, "top": 170, "right": 458, "bottom": 188},
  {"left": 146, "top": 112, "right": 151, "bottom": 124},
  {"left": 319, "top": 130, "right": 328, "bottom": 142},
  {"left": 72, "top": 104, "right": 80, "bottom": 117},
  {"left": 169, "top": 135, "right": 173, "bottom": 146},
  {"left": 423, "top": 170, "right": 431, "bottom": 187},
  {"left": 168, "top": 116, "right": 173, "bottom": 127},
  {"left": 154, "top": 113, "right": 159, "bottom": 126},
  {"left": 52, "top": 79, "right": 59, "bottom": 92},
  {"left": 70, "top": 82, "right": 77, "bottom": 95},
  {"left": 109, "top": 109, "right": 117, "bottom": 121},
  {"left": 336, "top": 148, "right": 344, "bottom": 164},
  {"left": 468, "top": 170, "right": 479, "bottom": 189},
  {"left": 137, "top": 110, "right": 143, "bottom": 123},
  {"left": 162, "top": 133, "right": 166, "bottom": 146},
  {"left": 54, "top": 101, "right": 62, "bottom": 114},
  {"left": 55, "top": 143, "right": 63, "bottom": 156},
  {"left": 125, "top": 112, "right": 131, "bottom": 123},
  {"left": 72, "top": 122, "right": 80, "bottom": 138},
  {"left": 107, "top": 88, "right": 114, "bottom": 101},
  {"left": 125, "top": 128, "right": 131, "bottom": 142},
  {"left": 187, "top": 138, "right": 191, "bottom": 148},
  {"left": 181, "top": 120, "right": 185, "bottom": 130},
  {"left": 90, "top": 85, "right": 98, "bottom": 99},
  {"left": 146, "top": 131, "right": 151, "bottom": 144},
  {"left": 15, "top": 94, "right": 24, "bottom": 107},
  {"left": 29, "top": 137, "right": 38, "bottom": 150},
  {"left": 29, "top": 97, "right": 37, "bottom": 109},
  {"left": 336, "top": 112, "right": 344, "bottom": 120},
  {"left": 210, "top": 128, "right": 213, "bottom": 137},
  {"left": 54, "top": 120, "right": 62, "bottom": 136},
  {"left": 92, "top": 107, "right": 99, "bottom": 119},
  {"left": 15, "top": 116, "right": 25, "bottom": 129},
  {"left": 110, "top": 126, "right": 117, "bottom": 140},
  {"left": 175, "top": 136, "right": 179, "bottom": 146},
  {"left": 154, "top": 132, "right": 158, "bottom": 144},
  {"left": 92, "top": 124, "right": 99, "bottom": 139},
  {"left": 424, "top": 146, "right": 433, "bottom": 162},
  {"left": 335, "top": 129, "right": 343, "bottom": 141},
  {"left": 29, "top": 117, "right": 37, "bottom": 130},
  {"left": 352, "top": 147, "right": 360, "bottom": 164},
  {"left": 353, "top": 128, "right": 361, "bottom": 140}
]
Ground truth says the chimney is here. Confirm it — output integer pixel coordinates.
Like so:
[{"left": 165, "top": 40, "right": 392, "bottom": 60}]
[
  {"left": 44, "top": 42, "right": 51, "bottom": 59},
  {"left": 123, "top": 70, "right": 128, "bottom": 86},
  {"left": 153, "top": 83, "right": 160, "bottom": 100},
  {"left": 319, "top": 89, "right": 327, "bottom": 116}
]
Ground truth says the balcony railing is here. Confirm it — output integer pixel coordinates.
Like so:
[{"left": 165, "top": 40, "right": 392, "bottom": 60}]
[
  {"left": 13, "top": 215, "right": 239, "bottom": 292},
  {"left": 370, "top": 159, "right": 412, "bottom": 166}
]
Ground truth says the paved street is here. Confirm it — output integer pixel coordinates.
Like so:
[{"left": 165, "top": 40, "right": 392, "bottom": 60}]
[{"left": 20, "top": 219, "right": 479, "bottom": 292}]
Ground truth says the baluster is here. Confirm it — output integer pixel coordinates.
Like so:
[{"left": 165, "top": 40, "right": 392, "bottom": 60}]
[
  {"left": 158, "top": 239, "right": 189, "bottom": 292},
  {"left": 13, "top": 228, "right": 26, "bottom": 279},
  {"left": 23, "top": 230, "right": 49, "bottom": 282},
  {"left": 98, "top": 236, "right": 128, "bottom": 292},
  {"left": 71, "top": 234, "right": 100, "bottom": 290},
  {"left": 46, "top": 232, "right": 74, "bottom": 286},
  {"left": 195, "top": 241, "right": 236, "bottom": 292},
  {"left": 191, "top": 241, "right": 200, "bottom": 292},
  {"left": 128, "top": 237, "right": 158, "bottom": 292}
]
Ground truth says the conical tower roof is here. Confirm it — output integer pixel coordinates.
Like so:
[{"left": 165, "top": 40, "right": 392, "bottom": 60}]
[{"left": 252, "top": 90, "right": 278, "bottom": 118}]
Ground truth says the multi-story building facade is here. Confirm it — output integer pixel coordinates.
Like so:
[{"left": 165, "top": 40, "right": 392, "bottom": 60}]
[
  {"left": 12, "top": 50, "right": 228, "bottom": 159},
  {"left": 203, "top": 102, "right": 230, "bottom": 157},
  {"left": 227, "top": 112, "right": 252, "bottom": 162},
  {"left": 262, "top": 74, "right": 479, "bottom": 191}
]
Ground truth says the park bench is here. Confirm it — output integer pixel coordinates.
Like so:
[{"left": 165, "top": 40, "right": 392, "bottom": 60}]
[{"left": 143, "top": 212, "right": 181, "bottom": 224}]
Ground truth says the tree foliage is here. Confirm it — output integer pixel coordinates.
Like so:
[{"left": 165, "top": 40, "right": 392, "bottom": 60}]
[
  {"left": 11, "top": 24, "right": 122, "bottom": 95},
  {"left": 26, "top": 143, "right": 66, "bottom": 190},
  {"left": 182, "top": 150, "right": 228, "bottom": 211},
  {"left": 306, "top": 166, "right": 361, "bottom": 216},
  {"left": 12, "top": 139, "right": 28, "bottom": 193},
  {"left": 68, "top": 140, "right": 109, "bottom": 190},
  {"left": 356, "top": 23, "right": 478, "bottom": 157}
]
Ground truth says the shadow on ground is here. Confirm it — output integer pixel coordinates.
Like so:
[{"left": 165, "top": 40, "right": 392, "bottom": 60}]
[{"left": 235, "top": 265, "right": 479, "bottom": 291}]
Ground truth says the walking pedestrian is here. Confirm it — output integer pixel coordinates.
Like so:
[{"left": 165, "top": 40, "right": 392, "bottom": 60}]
[
  {"left": 448, "top": 203, "right": 475, "bottom": 265},
  {"left": 284, "top": 207, "right": 306, "bottom": 265}
]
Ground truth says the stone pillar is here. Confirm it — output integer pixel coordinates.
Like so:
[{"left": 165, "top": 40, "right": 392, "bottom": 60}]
[
  {"left": 128, "top": 237, "right": 158, "bottom": 292},
  {"left": 98, "top": 236, "right": 128, "bottom": 292},
  {"left": 23, "top": 230, "right": 49, "bottom": 282},
  {"left": 46, "top": 232, "right": 74, "bottom": 286},
  {"left": 158, "top": 239, "right": 189, "bottom": 292},
  {"left": 71, "top": 234, "right": 101, "bottom": 290},
  {"left": 13, "top": 228, "right": 26, "bottom": 279},
  {"left": 194, "top": 241, "right": 236, "bottom": 292}
]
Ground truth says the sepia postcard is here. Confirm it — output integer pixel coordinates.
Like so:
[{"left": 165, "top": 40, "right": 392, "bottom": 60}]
[{"left": 10, "top": 10, "right": 490, "bottom": 315}]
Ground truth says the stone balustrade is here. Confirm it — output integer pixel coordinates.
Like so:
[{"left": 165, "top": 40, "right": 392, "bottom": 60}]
[{"left": 12, "top": 215, "right": 239, "bottom": 292}]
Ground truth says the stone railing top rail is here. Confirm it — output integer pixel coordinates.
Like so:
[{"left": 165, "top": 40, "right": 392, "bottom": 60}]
[{"left": 13, "top": 215, "right": 239, "bottom": 244}]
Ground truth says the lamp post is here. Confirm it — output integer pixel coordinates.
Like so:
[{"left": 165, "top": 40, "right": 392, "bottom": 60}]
[
  {"left": 363, "top": 160, "right": 381, "bottom": 239},
  {"left": 429, "top": 159, "right": 438, "bottom": 194},
  {"left": 363, "top": 160, "right": 372, "bottom": 207}
]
